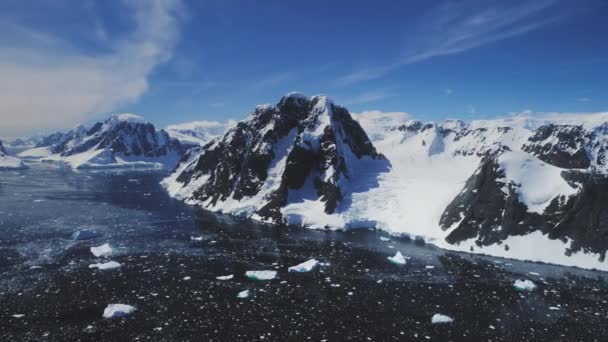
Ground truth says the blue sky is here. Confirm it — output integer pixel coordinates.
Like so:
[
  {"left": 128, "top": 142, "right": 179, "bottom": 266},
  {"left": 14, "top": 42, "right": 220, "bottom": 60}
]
[{"left": 0, "top": 0, "right": 607, "bottom": 136}]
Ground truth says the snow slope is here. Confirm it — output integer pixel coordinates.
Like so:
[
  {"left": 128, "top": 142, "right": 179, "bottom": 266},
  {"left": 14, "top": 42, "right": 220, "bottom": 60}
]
[
  {"left": 166, "top": 120, "right": 235, "bottom": 147},
  {"left": 0, "top": 140, "right": 28, "bottom": 170}
]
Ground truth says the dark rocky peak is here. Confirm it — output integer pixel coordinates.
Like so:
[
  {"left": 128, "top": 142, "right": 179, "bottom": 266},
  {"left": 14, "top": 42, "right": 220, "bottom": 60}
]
[
  {"left": 167, "top": 93, "right": 388, "bottom": 225},
  {"left": 522, "top": 124, "right": 592, "bottom": 169},
  {"left": 0, "top": 140, "right": 7, "bottom": 155}
]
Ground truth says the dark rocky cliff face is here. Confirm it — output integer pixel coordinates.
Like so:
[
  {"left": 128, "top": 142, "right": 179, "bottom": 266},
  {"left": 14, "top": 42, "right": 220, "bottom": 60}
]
[
  {"left": 170, "top": 93, "right": 387, "bottom": 224},
  {"left": 522, "top": 124, "right": 592, "bottom": 169},
  {"left": 440, "top": 154, "right": 608, "bottom": 261},
  {"left": 0, "top": 140, "right": 7, "bottom": 155}
]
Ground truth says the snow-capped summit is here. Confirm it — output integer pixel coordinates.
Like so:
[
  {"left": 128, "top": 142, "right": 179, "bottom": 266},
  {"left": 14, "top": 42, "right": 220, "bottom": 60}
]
[
  {"left": 163, "top": 93, "right": 389, "bottom": 225},
  {"left": 22, "top": 114, "right": 183, "bottom": 169},
  {"left": 108, "top": 113, "right": 146, "bottom": 124}
]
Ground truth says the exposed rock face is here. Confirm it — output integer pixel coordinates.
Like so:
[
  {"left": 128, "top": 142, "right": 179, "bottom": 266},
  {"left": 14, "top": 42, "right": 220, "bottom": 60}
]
[
  {"left": 164, "top": 93, "right": 388, "bottom": 225},
  {"left": 440, "top": 153, "right": 608, "bottom": 261},
  {"left": 522, "top": 124, "right": 592, "bottom": 169},
  {"left": 0, "top": 140, "right": 7, "bottom": 155}
]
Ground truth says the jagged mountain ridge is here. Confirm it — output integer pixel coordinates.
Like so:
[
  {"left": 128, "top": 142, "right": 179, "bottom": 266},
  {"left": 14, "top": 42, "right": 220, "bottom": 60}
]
[
  {"left": 165, "top": 97, "right": 608, "bottom": 270},
  {"left": 21, "top": 114, "right": 183, "bottom": 169}
]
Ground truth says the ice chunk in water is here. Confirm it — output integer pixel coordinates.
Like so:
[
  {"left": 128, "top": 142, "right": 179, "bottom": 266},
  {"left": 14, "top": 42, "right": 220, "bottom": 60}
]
[
  {"left": 89, "top": 261, "right": 121, "bottom": 270},
  {"left": 513, "top": 279, "right": 537, "bottom": 291},
  {"left": 431, "top": 314, "right": 454, "bottom": 324},
  {"left": 237, "top": 290, "right": 250, "bottom": 298},
  {"left": 90, "top": 243, "right": 113, "bottom": 257},
  {"left": 216, "top": 275, "right": 234, "bottom": 280},
  {"left": 245, "top": 270, "right": 277, "bottom": 280},
  {"left": 387, "top": 251, "right": 407, "bottom": 265},
  {"left": 103, "top": 304, "right": 135, "bottom": 318},
  {"left": 72, "top": 230, "right": 100, "bottom": 241},
  {"left": 288, "top": 259, "right": 320, "bottom": 273}
]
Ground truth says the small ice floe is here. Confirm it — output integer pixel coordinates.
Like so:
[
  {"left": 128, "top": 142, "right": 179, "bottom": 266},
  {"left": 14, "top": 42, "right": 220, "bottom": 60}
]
[
  {"left": 245, "top": 270, "right": 277, "bottom": 281},
  {"left": 12, "top": 314, "right": 25, "bottom": 318},
  {"left": 29, "top": 265, "right": 42, "bottom": 270},
  {"left": 425, "top": 265, "right": 435, "bottom": 270},
  {"left": 72, "top": 230, "right": 100, "bottom": 241},
  {"left": 387, "top": 251, "right": 407, "bottom": 265},
  {"left": 379, "top": 236, "right": 390, "bottom": 242},
  {"left": 89, "top": 261, "right": 121, "bottom": 270},
  {"left": 549, "top": 306, "right": 561, "bottom": 310},
  {"left": 190, "top": 236, "right": 204, "bottom": 241},
  {"left": 90, "top": 243, "right": 113, "bottom": 257},
  {"left": 216, "top": 275, "right": 234, "bottom": 280},
  {"left": 102, "top": 304, "right": 135, "bottom": 318},
  {"left": 528, "top": 272, "right": 540, "bottom": 276},
  {"left": 288, "top": 259, "right": 320, "bottom": 273},
  {"left": 431, "top": 314, "right": 454, "bottom": 324},
  {"left": 513, "top": 279, "right": 537, "bottom": 292},
  {"left": 183, "top": 276, "right": 191, "bottom": 281},
  {"left": 237, "top": 290, "right": 250, "bottom": 298}
]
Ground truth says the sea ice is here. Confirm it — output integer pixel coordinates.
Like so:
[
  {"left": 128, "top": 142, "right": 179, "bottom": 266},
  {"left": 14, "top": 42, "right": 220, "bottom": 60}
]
[
  {"left": 245, "top": 270, "right": 277, "bottom": 280},
  {"left": 89, "top": 261, "right": 121, "bottom": 270},
  {"left": 513, "top": 279, "right": 537, "bottom": 291},
  {"left": 90, "top": 243, "right": 113, "bottom": 257},
  {"left": 72, "top": 230, "right": 100, "bottom": 241},
  {"left": 216, "top": 275, "right": 234, "bottom": 280},
  {"left": 431, "top": 314, "right": 454, "bottom": 324},
  {"left": 103, "top": 304, "right": 135, "bottom": 318},
  {"left": 387, "top": 251, "right": 407, "bottom": 265},
  {"left": 288, "top": 259, "right": 320, "bottom": 273},
  {"left": 237, "top": 290, "right": 250, "bottom": 298}
]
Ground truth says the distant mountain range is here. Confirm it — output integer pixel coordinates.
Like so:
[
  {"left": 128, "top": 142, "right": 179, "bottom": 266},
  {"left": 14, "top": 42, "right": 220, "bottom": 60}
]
[{"left": 18, "top": 114, "right": 183, "bottom": 169}]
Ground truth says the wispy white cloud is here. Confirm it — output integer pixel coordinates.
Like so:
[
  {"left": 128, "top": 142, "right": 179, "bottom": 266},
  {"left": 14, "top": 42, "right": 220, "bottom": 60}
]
[
  {"left": 0, "top": 0, "right": 185, "bottom": 136},
  {"left": 444, "top": 88, "right": 453, "bottom": 95},
  {"left": 336, "top": 0, "right": 560, "bottom": 86},
  {"left": 342, "top": 90, "right": 394, "bottom": 106},
  {"left": 578, "top": 97, "right": 592, "bottom": 103}
]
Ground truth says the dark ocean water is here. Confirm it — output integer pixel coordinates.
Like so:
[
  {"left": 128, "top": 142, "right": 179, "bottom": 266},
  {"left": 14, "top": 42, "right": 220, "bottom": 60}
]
[{"left": 0, "top": 163, "right": 607, "bottom": 341}]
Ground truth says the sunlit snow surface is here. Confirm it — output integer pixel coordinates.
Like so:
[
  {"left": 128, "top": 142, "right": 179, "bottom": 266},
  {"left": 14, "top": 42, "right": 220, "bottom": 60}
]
[{"left": 1, "top": 163, "right": 608, "bottom": 341}]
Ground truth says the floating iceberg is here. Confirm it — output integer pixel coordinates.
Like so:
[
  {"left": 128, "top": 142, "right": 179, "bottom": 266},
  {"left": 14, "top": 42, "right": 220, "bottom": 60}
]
[
  {"left": 431, "top": 314, "right": 454, "bottom": 324},
  {"left": 237, "top": 290, "right": 250, "bottom": 298},
  {"left": 89, "top": 261, "right": 121, "bottom": 270},
  {"left": 103, "top": 304, "right": 135, "bottom": 318},
  {"left": 245, "top": 270, "right": 277, "bottom": 281},
  {"left": 216, "top": 274, "right": 234, "bottom": 280},
  {"left": 513, "top": 279, "right": 537, "bottom": 291},
  {"left": 90, "top": 243, "right": 113, "bottom": 257},
  {"left": 387, "top": 251, "right": 407, "bottom": 265},
  {"left": 72, "top": 230, "right": 100, "bottom": 241},
  {"left": 288, "top": 259, "right": 320, "bottom": 273}
]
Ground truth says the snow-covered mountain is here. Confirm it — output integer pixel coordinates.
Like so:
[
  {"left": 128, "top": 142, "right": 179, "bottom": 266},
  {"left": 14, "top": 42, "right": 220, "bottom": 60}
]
[
  {"left": 21, "top": 114, "right": 183, "bottom": 169},
  {"left": 164, "top": 93, "right": 389, "bottom": 224},
  {"left": 0, "top": 140, "right": 28, "bottom": 170},
  {"left": 4, "top": 136, "right": 42, "bottom": 149},
  {"left": 165, "top": 94, "right": 608, "bottom": 270},
  {"left": 166, "top": 120, "right": 235, "bottom": 148}
]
